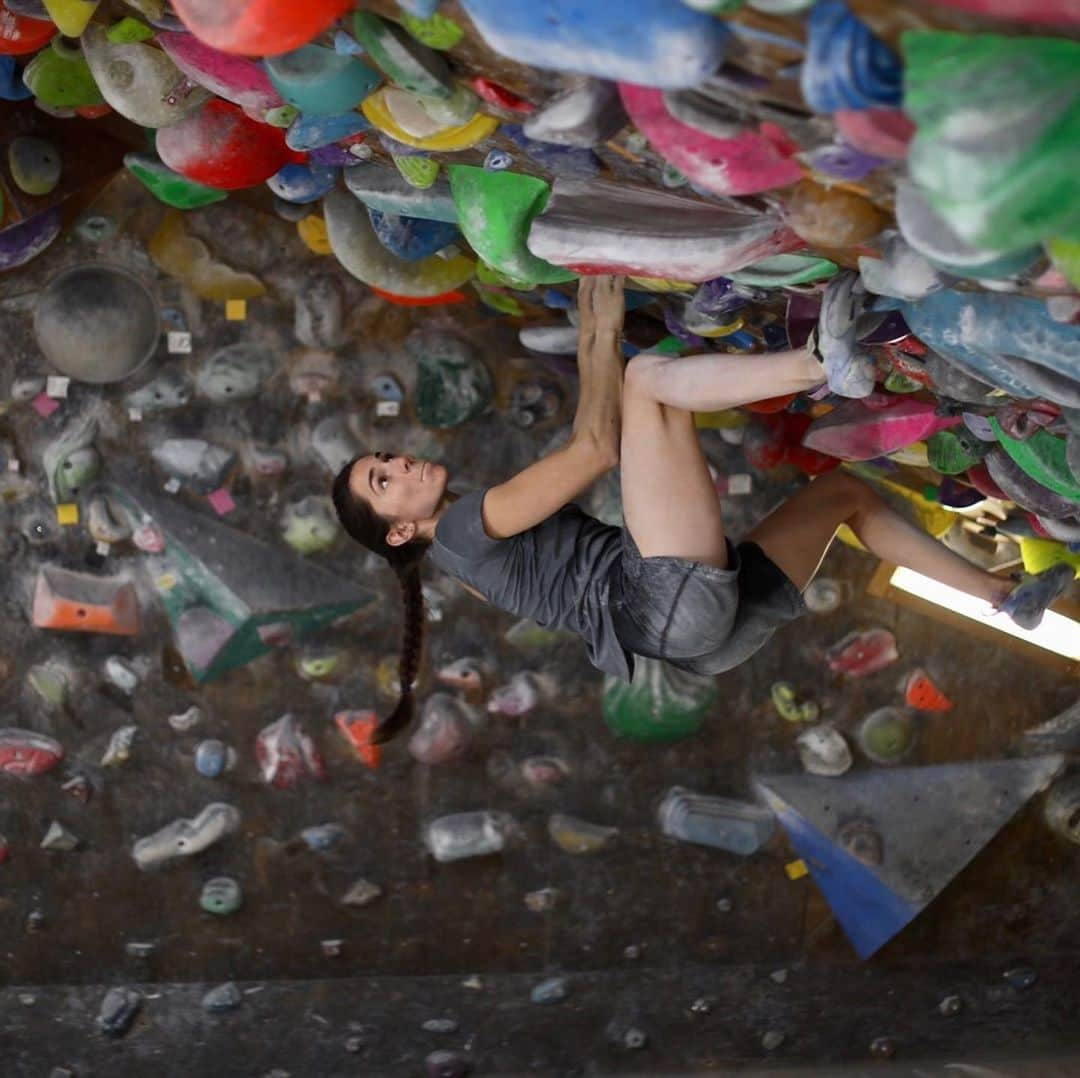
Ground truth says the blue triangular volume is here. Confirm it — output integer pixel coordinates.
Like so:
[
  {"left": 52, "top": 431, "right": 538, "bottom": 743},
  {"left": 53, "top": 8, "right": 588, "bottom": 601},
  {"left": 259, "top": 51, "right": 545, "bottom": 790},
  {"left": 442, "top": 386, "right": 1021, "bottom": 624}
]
[{"left": 770, "top": 801, "right": 917, "bottom": 959}]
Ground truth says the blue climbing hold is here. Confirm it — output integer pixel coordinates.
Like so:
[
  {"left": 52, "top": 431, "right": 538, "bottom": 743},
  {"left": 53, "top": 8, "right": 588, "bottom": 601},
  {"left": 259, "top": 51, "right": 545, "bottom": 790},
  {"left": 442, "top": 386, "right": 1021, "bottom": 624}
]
[
  {"left": 286, "top": 111, "right": 371, "bottom": 152},
  {"left": 458, "top": 0, "right": 729, "bottom": 89},
  {"left": 801, "top": 0, "right": 903, "bottom": 113},
  {"left": 267, "top": 162, "right": 339, "bottom": 204},
  {"left": 367, "top": 208, "right": 461, "bottom": 261},
  {"left": 503, "top": 125, "right": 600, "bottom": 180},
  {"left": 0, "top": 55, "right": 32, "bottom": 101}
]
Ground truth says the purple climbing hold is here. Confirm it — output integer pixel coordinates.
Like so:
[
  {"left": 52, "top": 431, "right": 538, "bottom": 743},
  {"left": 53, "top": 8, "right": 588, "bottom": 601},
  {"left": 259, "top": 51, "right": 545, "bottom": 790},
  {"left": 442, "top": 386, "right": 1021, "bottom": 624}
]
[{"left": 1000, "top": 563, "right": 1075, "bottom": 631}]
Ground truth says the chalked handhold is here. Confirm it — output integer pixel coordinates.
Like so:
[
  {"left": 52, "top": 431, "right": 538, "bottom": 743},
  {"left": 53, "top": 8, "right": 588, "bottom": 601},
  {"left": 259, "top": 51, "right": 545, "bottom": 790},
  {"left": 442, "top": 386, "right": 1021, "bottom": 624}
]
[
  {"left": 132, "top": 803, "right": 240, "bottom": 869},
  {"left": 200, "top": 875, "right": 243, "bottom": 914},
  {"left": 34, "top": 264, "right": 158, "bottom": 384},
  {"left": 171, "top": 0, "right": 354, "bottom": 57},
  {"left": 125, "top": 152, "right": 229, "bottom": 210},
  {"left": 97, "top": 987, "right": 141, "bottom": 1037},
  {"left": 0, "top": 0, "right": 56, "bottom": 55}
]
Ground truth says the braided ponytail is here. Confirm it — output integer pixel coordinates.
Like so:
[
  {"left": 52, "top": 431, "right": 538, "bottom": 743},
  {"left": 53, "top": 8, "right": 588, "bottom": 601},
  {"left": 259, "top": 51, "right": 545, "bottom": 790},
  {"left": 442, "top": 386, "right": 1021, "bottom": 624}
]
[{"left": 332, "top": 454, "right": 428, "bottom": 743}]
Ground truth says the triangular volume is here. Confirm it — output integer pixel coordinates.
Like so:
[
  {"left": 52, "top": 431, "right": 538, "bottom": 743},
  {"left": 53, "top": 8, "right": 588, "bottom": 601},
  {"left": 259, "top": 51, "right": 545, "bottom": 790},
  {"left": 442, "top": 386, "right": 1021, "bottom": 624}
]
[{"left": 757, "top": 756, "right": 1064, "bottom": 959}]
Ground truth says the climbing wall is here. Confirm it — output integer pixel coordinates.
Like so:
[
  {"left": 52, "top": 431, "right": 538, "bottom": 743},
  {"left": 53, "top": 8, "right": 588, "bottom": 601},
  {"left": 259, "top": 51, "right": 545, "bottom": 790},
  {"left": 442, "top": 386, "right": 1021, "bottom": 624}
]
[{"left": 2, "top": 0, "right": 1080, "bottom": 1075}]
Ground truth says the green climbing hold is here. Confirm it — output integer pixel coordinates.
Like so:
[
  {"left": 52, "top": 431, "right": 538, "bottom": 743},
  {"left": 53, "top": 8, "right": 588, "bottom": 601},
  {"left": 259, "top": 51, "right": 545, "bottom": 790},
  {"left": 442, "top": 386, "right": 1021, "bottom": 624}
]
[
  {"left": 410, "top": 331, "right": 494, "bottom": 429},
  {"left": 770, "top": 682, "right": 819, "bottom": 724},
  {"left": 927, "top": 428, "right": 988, "bottom": 476},
  {"left": 883, "top": 371, "right": 923, "bottom": 394},
  {"left": 393, "top": 153, "right": 439, "bottom": 189},
  {"left": 125, "top": 152, "right": 230, "bottom": 210},
  {"left": 401, "top": 11, "right": 465, "bottom": 51},
  {"left": 730, "top": 254, "right": 839, "bottom": 288},
  {"left": 352, "top": 10, "right": 454, "bottom": 99},
  {"left": 903, "top": 31, "right": 1080, "bottom": 253},
  {"left": 476, "top": 260, "right": 533, "bottom": 291},
  {"left": 603, "top": 656, "right": 717, "bottom": 743},
  {"left": 107, "top": 16, "right": 155, "bottom": 43},
  {"left": 473, "top": 281, "right": 525, "bottom": 316},
  {"left": 990, "top": 420, "right": 1080, "bottom": 501},
  {"left": 1048, "top": 237, "right": 1080, "bottom": 290},
  {"left": 22, "top": 39, "right": 106, "bottom": 109},
  {"left": 264, "top": 104, "right": 301, "bottom": 128},
  {"left": 449, "top": 166, "right": 578, "bottom": 288}
]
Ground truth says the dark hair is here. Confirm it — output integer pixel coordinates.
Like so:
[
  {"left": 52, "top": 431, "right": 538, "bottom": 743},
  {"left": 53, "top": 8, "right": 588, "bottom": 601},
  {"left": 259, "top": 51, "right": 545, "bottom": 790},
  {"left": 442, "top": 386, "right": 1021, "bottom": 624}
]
[{"left": 332, "top": 453, "right": 428, "bottom": 744}]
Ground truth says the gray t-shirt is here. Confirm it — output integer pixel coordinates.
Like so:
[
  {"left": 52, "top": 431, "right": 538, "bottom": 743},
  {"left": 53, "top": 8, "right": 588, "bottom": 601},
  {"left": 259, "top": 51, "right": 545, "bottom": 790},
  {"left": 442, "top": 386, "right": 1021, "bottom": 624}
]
[{"left": 429, "top": 489, "right": 633, "bottom": 680}]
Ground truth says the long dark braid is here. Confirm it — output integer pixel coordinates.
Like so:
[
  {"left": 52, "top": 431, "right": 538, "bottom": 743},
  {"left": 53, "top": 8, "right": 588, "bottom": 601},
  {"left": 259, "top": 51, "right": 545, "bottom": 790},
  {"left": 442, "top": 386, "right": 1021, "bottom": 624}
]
[{"left": 332, "top": 453, "right": 428, "bottom": 744}]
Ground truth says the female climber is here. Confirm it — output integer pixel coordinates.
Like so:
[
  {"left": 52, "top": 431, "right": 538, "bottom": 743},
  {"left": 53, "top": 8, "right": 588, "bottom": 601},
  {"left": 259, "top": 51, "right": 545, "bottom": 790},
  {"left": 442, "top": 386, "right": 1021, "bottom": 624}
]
[{"left": 333, "top": 276, "right": 1072, "bottom": 743}]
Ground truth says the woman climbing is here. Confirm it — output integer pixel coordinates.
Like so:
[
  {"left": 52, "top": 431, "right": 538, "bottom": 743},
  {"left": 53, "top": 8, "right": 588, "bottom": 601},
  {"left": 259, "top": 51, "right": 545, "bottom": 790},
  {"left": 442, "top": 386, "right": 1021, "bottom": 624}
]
[{"left": 333, "top": 276, "right": 1073, "bottom": 743}]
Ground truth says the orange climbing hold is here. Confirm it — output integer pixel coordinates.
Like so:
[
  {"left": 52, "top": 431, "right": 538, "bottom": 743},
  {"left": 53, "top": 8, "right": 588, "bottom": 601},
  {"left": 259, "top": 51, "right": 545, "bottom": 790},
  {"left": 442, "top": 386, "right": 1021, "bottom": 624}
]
[
  {"left": 171, "top": 0, "right": 354, "bottom": 57},
  {"left": 335, "top": 710, "right": 382, "bottom": 769},
  {"left": 904, "top": 669, "right": 953, "bottom": 712},
  {"left": 32, "top": 566, "right": 139, "bottom": 635}
]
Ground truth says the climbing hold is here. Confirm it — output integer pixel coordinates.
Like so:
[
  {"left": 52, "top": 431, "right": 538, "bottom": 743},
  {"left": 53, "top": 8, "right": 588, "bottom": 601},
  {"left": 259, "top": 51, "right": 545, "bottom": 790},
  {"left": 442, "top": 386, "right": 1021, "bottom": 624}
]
[
  {"left": 346, "top": 164, "right": 457, "bottom": 222},
  {"left": 267, "top": 162, "right": 339, "bottom": 204},
  {"left": 827, "top": 628, "right": 899, "bottom": 677},
  {"left": 449, "top": 166, "right": 575, "bottom": 287},
  {"left": 157, "top": 99, "right": 299, "bottom": 191},
  {"left": 857, "top": 706, "right": 916, "bottom": 765},
  {"left": 797, "top": 724, "right": 853, "bottom": 777},
  {"left": 200, "top": 875, "right": 243, "bottom": 915},
  {"left": 487, "top": 671, "right": 552, "bottom": 716},
  {"left": 603, "top": 654, "right": 718, "bottom": 742},
  {"left": 171, "top": 0, "right": 353, "bottom": 57},
  {"left": 22, "top": 38, "right": 104, "bottom": 108},
  {"left": 0, "top": 0, "right": 56, "bottom": 55},
  {"left": 803, "top": 577, "right": 847, "bottom": 614},
  {"left": 335, "top": 710, "right": 382, "bottom": 769},
  {"left": 150, "top": 214, "right": 266, "bottom": 302},
  {"left": 266, "top": 44, "right": 381, "bottom": 117},
  {"left": 523, "top": 78, "right": 627, "bottom": 148},
  {"left": 425, "top": 811, "right": 519, "bottom": 862},
  {"left": 1044, "top": 773, "right": 1080, "bottom": 845},
  {"left": 97, "top": 987, "right": 141, "bottom": 1038},
  {"left": 458, "top": 0, "right": 729, "bottom": 89},
  {"left": 658, "top": 788, "right": 775, "bottom": 854},
  {"left": 81, "top": 24, "right": 210, "bottom": 129},
  {"left": 401, "top": 11, "right": 464, "bottom": 50},
  {"left": 990, "top": 422, "right": 1080, "bottom": 503},
  {"left": 770, "top": 682, "right": 819, "bottom": 724},
  {"left": 409, "top": 693, "right": 476, "bottom": 764},
  {"left": 202, "top": 982, "right": 242, "bottom": 1013},
  {"left": 195, "top": 343, "right": 275, "bottom": 402},
  {"left": 531, "top": 977, "right": 570, "bottom": 1004},
  {"left": 352, "top": 11, "right": 454, "bottom": 99},
  {"left": 326, "top": 188, "right": 475, "bottom": 298},
  {"left": 410, "top": 330, "right": 493, "bottom": 428},
  {"left": 342, "top": 878, "right": 383, "bottom": 907},
  {"left": 1003, "top": 966, "right": 1038, "bottom": 991},
  {"left": 132, "top": 803, "right": 240, "bottom": 869},
  {"left": 803, "top": 399, "right": 962, "bottom": 462},
  {"left": 528, "top": 177, "right": 800, "bottom": 282},
  {"left": 33, "top": 566, "right": 139, "bottom": 635},
  {"left": 368, "top": 208, "right": 460, "bottom": 262},
  {"left": 300, "top": 823, "right": 345, "bottom": 851},
  {"left": 618, "top": 83, "right": 803, "bottom": 197},
  {"left": 8, "top": 136, "right": 60, "bottom": 196},
  {"left": 548, "top": 812, "right": 618, "bottom": 854},
  {"left": 926, "top": 428, "right": 989, "bottom": 477},
  {"left": 256, "top": 714, "right": 326, "bottom": 788},
  {"left": 903, "top": 31, "right": 1080, "bottom": 255},
  {"left": 801, "top": 0, "right": 902, "bottom": 114},
  {"left": 0, "top": 728, "right": 64, "bottom": 775},
  {"left": 361, "top": 85, "right": 497, "bottom": 151},
  {"left": 125, "top": 153, "right": 229, "bottom": 210},
  {"left": 785, "top": 179, "right": 887, "bottom": 249},
  {"left": 904, "top": 669, "right": 953, "bottom": 712},
  {"left": 195, "top": 739, "right": 235, "bottom": 778}
]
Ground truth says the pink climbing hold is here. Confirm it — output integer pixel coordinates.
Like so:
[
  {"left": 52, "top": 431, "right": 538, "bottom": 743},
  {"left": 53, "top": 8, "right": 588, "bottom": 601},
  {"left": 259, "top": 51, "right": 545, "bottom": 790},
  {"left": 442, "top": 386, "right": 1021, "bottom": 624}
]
[
  {"left": 618, "top": 83, "right": 804, "bottom": 198},
  {"left": 925, "top": 0, "right": 1080, "bottom": 28},
  {"left": 833, "top": 108, "right": 915, "bottom": 161},
  {"left": 802, "top": 398, "right": 962, "bottom": 462},
  {"left": 157, "top": 32, "right": 284, "bottom": 123},
  {"left": 0, "top": 728, "right": 64, "bottom": 776},
  {"left": 827, "top": 629, "right": 899, "bottom": 677}
]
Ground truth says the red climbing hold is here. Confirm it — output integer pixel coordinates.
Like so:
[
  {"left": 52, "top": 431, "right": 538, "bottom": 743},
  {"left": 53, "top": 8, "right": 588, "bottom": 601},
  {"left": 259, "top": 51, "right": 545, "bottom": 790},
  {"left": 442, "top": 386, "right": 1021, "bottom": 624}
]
[
  {"left": 0, "top": 728, "right": 64, "bottom": 776},
  {"left": 0, "top": 1, "right": 56, "bottom": 56},
  {"left": 335, "top": 710, "right": 382, "bottom": 770},
  {"left": 171, "top": 0, "right": 354, "bottom": 58},
  {"left": 157, "top": 99, "right": 301, "bottom": 191},
  {"left": 469, "top": 76, "right": 535, "bottom": 114},
  {"left": 370, "top": 285, "right": 468, "bottom": 307},
  {"left": 904, "top": 669, "right": 954, "bottom": 712},
  {"left": 827, "top": 628, "right": 899, "bottom": 678}
]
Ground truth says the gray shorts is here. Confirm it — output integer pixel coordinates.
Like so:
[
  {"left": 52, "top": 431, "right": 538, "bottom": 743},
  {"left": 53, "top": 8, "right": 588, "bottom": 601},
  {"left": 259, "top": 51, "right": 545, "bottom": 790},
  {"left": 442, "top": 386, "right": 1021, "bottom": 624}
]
[{"left": 611, "top": 530, "right": 807, "bottom": 676}]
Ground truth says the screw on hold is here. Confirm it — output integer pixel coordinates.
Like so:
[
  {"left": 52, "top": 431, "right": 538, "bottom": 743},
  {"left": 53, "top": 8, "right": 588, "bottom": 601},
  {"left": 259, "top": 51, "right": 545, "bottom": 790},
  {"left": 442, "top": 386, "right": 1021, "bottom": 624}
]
[
  {"left": 1003, "top": 966, "right": 1038, "bottom": 990},
  {"left": 762, "top": 1031, "right": 785, "bottom": 1051},
  {"left": 163, "top": 76, "right": 195, "bottom": 106},
  {"left": 690, "top": 997, "right": 712, "bottom": 1015},
  {"left": 716, "top": 897, "right": 733, "bottom": 912},
  {"left": 869, "top": 1037, "right": 896, "bottom": 1059},
  {"left": 623, "top": 1028, "right": 647, "bottom": 1050},
  {"left": 938, "top": 994, "right": 963, "bottom": 1016}
]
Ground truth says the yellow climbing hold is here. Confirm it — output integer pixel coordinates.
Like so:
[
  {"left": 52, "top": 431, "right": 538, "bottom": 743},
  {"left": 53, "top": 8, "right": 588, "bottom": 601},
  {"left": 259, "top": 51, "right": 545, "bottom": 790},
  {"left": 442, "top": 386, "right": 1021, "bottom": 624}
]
[
  {"left": 696, "top": 316, "right": 745, "bottom": 339},
  {"left": 785, "top": 859, "right": 808, "bottom": 881},
  {"left": 361, "top": 87, "right": 498, "bottom": 151},
  {"left": 56, "top": 503, "right": 79, "bottom": 526},
  {"left": 225, "top": 298, "right": 247, "bottom": 321},
  {"left": 148, "top": 211, "right": 266, "bottom": 301},
  {"left": 42, "top": 0, "right": 99, "bottom": 37},
  {"left": 1019, "top": 537, "right": 1080, "bottom": 578},
  {"left": 298, "top": 214, "right": 333, "bottom": 255},
  {"left": 694, "top": 410, "right": 747, "bottom": 431},
  {"left": 627, "top": 275, "right": 695, "bottom": 293}
]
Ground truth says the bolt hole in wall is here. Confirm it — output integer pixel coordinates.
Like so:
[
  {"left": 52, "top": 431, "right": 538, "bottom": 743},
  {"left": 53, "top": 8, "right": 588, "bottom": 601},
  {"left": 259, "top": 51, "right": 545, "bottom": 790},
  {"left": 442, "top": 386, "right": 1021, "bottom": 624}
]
[{"left": 0, "top": 0, "right": 1079, "bottom": 1074}]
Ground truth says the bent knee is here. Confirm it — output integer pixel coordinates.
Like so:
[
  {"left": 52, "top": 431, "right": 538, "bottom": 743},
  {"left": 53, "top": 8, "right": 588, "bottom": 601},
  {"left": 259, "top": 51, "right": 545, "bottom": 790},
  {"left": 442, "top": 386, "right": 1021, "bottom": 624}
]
[{"left": 623, "top": 352, "right": 668, "bottom": 400}]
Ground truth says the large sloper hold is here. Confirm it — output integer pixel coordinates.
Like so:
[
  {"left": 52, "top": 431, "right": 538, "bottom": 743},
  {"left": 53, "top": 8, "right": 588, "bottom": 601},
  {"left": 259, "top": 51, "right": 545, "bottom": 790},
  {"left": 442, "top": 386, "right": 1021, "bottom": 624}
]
[
  {"left": 156, "top": 31, "right": 283, "bottom": 121},
  {"left": 125, "top": 152, "right": 230, "bottom": 210},
  {"left": 986, "top": 448, "right": 1080, "bottom": 520},
  {"left": 619, "top": 83, "right": 803, "bottom": 197},
  {"left": 324, "top": 187, "right": 474, "bottom": 298},
  {"left": 107, "top": 465, "right": 371, "bottom": 683},
  {"left": 526, "top": 178, "right": 800, "bottom": 282},
  {"left": 1022, "top": 698, "right": 1080, "bottom": 753},
  {"left": 602, "top": 655, "right": 717, "bottom": 743},
  {"left": 757, "top": 756, "right": 1065, "bottom": 959},
  {"left": 345, "top": 163, "right": 457, "bottom": 222},
  {"left": 886, "top": 290, "right": 1080, "bottom": 408},
  {"left": 265, "top": 44, "right": 381, "bottom": 117},
  {"left": 81, "top": 24, "right": 210, "bottom": 128},
  {"left": 894, "top": 181, "right": 1041, "bottom": 282},
  {"left": 903, "top": 31, "right": 1080, "bottom": 254},
  {"left": 33, "top": 566, "right": 139, "bottom": 635},
  {"left": 171, "top": 0, "right": 354, "bottom": 57},
  {"left": 458, "top": 0, "right": 729, "bottom": 90},
  {"left": 802, "top": 398, "right": 962, "bottom": 461},
  {"left": 367, "top": 208, "right": 461, "bottom": 262},
  {"left": 0, "top": 205, "right": 62, "bottom": 272},
  {"left": 449, "top": 166, "right": 576, "bottom": 287},
  {"left": 352, "top": 10, "right": 454, "bottom": 99}
]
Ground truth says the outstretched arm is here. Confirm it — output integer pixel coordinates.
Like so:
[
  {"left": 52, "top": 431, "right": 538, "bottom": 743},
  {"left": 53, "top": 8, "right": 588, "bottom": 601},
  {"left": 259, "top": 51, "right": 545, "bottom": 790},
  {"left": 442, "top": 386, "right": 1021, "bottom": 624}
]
[{"left": 480, "top": 276, "right": 626, "bottom": 540}]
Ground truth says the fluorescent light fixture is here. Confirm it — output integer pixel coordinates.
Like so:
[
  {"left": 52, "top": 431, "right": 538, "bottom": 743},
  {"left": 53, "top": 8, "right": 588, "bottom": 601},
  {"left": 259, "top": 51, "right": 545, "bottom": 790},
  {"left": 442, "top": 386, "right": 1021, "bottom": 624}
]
[{"left": 889, "top": 566, "right": 1080, "bottom": 662}]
